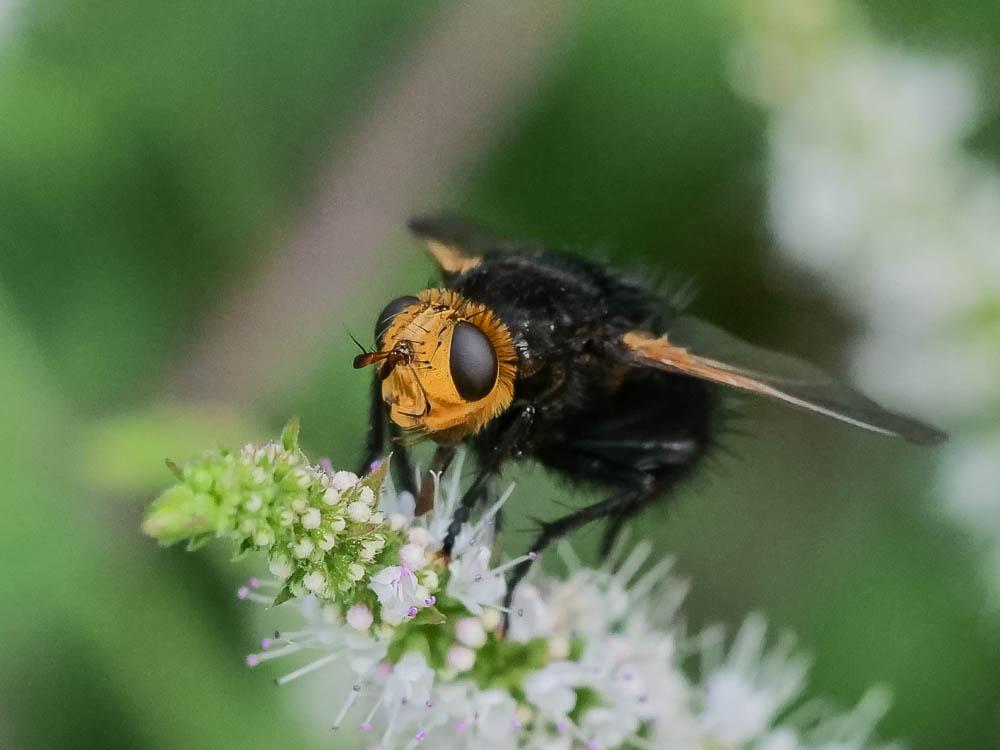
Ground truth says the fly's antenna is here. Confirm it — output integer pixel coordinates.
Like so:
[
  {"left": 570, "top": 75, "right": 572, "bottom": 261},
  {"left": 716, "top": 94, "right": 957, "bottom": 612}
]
[{"left": 345, "top": 327, "right": 369, "bottom": 355}]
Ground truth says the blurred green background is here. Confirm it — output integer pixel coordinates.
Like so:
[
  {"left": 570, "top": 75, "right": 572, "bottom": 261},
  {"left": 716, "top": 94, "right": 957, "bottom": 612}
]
[{"left": 2, "top": 1, "right": 998, "bottom": 748}]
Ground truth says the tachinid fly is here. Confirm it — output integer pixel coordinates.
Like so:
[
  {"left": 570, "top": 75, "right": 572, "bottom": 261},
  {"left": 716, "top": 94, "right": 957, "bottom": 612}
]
[{"left": 355, "top": 216, "right": 945, "bottom": 600}]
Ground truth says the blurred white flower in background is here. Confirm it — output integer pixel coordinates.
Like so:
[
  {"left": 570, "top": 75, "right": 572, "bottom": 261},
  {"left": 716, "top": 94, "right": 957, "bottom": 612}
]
[{"left": 733, "top": 0, "right": 1000, "bottom": 586}]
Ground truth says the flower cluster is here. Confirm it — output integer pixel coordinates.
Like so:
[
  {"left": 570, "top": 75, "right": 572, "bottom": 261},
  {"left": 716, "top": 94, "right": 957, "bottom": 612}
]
[
  {"left": 143, "top": 420, "right": 435, "bottom": 622},
  {"left": 732, "top": 1, "right": 1000, "bottom": 584},
  {"left": 144, "top": 424, "right": 895, "bottom": 750}
]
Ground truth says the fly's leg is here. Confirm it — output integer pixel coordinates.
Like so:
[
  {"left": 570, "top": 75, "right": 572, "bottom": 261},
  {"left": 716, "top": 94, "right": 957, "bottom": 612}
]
[
  {"left": 388, "top": 422, "right": 417, "bottom": 496},
  {"left": 503, "top": 480, "right": 655, "bottom": 617},
  {"left": 601, "top": 510, "right": 640, "bottom": 558},
  {"left": 357, "top": 373, "right": 417, "bottom": 495},
  {"left": 357, "top": 374, "right": 386, "bottom": 476},
  {"left": 442, "top": 403, "right": 534, "bottom": 555}
]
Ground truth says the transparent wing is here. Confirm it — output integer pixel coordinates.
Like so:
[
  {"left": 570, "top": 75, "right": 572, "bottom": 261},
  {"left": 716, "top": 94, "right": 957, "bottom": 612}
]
[{"left": 620, "top": 317, "right": 946, "bottom": 446}]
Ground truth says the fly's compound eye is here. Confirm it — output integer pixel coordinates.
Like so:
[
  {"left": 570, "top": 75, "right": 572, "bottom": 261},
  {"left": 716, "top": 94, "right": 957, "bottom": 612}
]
[
  {"left": 375, "top": 295, "right": 419, "bottom": 342},
  {"left": 450, "top": 321, "right": 498, "bottom": 401}
]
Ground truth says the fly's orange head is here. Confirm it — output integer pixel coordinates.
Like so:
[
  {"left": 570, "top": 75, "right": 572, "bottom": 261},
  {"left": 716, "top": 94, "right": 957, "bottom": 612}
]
[{"left": 354, "top": 289, "right": 517, "bottom": 444}]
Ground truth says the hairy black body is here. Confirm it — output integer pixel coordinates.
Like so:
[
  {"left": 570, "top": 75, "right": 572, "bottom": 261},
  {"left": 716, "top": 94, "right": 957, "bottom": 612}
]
[{"left": 453, "top": 249, "right": 714, "bottom": 549}]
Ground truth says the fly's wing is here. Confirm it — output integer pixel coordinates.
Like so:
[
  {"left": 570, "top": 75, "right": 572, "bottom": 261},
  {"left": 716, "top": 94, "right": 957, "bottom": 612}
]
[
  {"left": 620, "top": 317, "right": 946, "bottom": 446},
  {"left": 408, "top": 215, "right": 489, "bottom": 275}
]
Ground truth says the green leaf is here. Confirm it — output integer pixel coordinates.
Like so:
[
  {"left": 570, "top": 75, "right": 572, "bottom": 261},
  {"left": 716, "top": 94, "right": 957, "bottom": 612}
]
[
  {"left": 360, "top": 453, "right": 391, "bottom": 494},
  {"left": 164, "top": 458, "right": 182, "bottom": 480},
  {"left": 142, "top": 484, "right": 220, "bottom": 544},
  {"left": 231, "top": 538, "right": 255, "bottom": 561},
  {"left": 410, "top": 606, "right": 447, "bottom": 626},
  {"left": 185, "top": 533, "right": 215, "bottom": 552},
  {"left": 280, "top": 418, "right": 300, "bottom": 452},
  {"left": 272, "top": 586, "right": 294, "bottom": 607}
]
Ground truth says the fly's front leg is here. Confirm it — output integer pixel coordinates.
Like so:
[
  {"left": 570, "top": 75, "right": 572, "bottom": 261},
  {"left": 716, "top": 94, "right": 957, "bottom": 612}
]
[
  {"left": 356, "top": 374, "right": 386, "bottom": 476},
  {"left": 356, "top": 373, "right": 416, "bottom": 496},
  {"left": 388, "top": 421, "right": 417, "bottom": 497},
  {"left": 442, "top": 402, "right": 535, "bottom": 555}
]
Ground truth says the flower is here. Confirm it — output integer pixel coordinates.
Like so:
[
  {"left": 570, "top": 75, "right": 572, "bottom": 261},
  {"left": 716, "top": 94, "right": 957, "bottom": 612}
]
[
  {"left": 141, "top": 420, "right": 429, "bottom": 624},
  {"left": 523, "top": 661, "right": 586, "bottom": 716},
  {"left": 454, "top": 617, "right": 487, "bottom": 649},
  {"left": 697, "top": 615, "right": 809, "bottom": 746},
  {"left": 346, "top": 603, "right": 374, "bottom": 631},
  {"left": 369, "top": 566, "right": 424, "bottom": 623},
  {"left": 147, "top": 425, "right": 895, "bottom": 750},
  {"left": 732, "top": 0, "right": 1000, "bottom": 591}
]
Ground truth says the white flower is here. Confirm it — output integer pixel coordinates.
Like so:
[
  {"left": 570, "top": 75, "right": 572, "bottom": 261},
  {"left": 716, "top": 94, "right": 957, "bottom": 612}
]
[
  {"left": 507, "top": 582, "right": 552, "bottom": 642},
  {"left": 698, "top": 615, "right": 808, "bottom": 747},
  {"left": 229, "top": 452, "right": 890, "bottom": 750},
  {"left": 346, "top": 603, "right": 373, "bottom": 631},
  {"left": 466, "top": 689, "right": 521, "bottom": 747},
  {"left": 447, "top": 645, "right": 476, "bottom": 672},
  {"left": 369, "top": 566, "right": 423, "bottom": 621},
  {"left": 300, "top": 507, "right": 321, "bottom": 529},
  {"left": 302, "top": 570, "right": 327, "bottom": 594},
  {"left": 419, "top": 569, "right": 439, "bottom": 591},
  {"left": 330, "top": 470, "right": 359, "bottom": 491},
  {"left": 523, "top": 661, "right": 586, "bottom": 716},
  {"left": 446, "top": 544, "right": 505, "bottom": 615},
  {"left": 455, "top": 617, "right": 487, "bottom": 649},
  {"left": 253, "top": 527, "right": 274, "bottom": 547},
  {"left": 292, "top": 537, "right": 314, "bottom": 559},
  {"left": 346, "top": 501, "right": 371, "bottom": 523},
  {"left": 399, "top": 542, "right": 427, "bottom": 570},
  {"left": 382, "top": 651, "right": 435, "bottom": 715},
  {"left": 268, "top": 554, "right": 293, "bottom": 579},
  {"left": 407, "top": 526, "right": 434, "bottom": 547},
  {"left": 547, "top": 636, "right": 570, "bottom": 659}
]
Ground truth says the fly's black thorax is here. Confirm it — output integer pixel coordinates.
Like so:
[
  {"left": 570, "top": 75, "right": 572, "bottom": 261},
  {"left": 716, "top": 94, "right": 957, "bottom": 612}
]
[{"left": 447, "top": 249, "right": 670, "bottom": 447}]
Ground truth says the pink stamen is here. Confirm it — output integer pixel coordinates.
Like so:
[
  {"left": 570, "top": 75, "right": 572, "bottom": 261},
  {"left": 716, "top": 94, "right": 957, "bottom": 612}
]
[
  {"left": 360, "top": 721, "right": 373, "bottom": 732},
  {"left": 454, "top": 720, "right": 469, "bottom": 733},
  {"left": 237, "top": 586, "right": 250, "bottom": 600},
  {"left": 415, "top": 730, "right": 427, "bottom": 741},
  {"left": 245, "top": 654, "right": 260, "bottom": 667},
  {"left": 406, "top": 607, "right": 418, "bottom": 618},
  {"left": 424, "top": 596, "right": 436, "bottom": 606},
  {"left": 248, "top": 577, "right": 260, "bottom": 588},
  {"left": 260, "top": 638, "right": 273, "bottom": 650}
]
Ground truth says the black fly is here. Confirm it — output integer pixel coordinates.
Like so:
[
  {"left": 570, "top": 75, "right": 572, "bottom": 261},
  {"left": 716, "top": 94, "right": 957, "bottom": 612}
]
[{"left": 355, "top": 216, "right": 945, "bottom": 601}]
